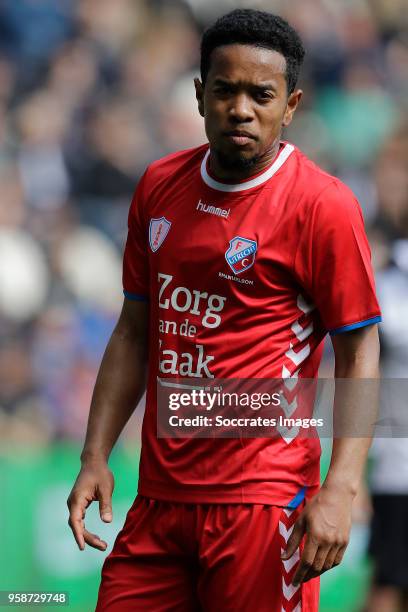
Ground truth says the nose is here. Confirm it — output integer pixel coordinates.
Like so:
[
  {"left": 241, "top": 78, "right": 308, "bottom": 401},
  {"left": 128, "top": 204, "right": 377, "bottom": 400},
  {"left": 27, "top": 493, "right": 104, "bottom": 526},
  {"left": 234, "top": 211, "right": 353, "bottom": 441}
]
[{"left": 228, "top": 93, "right": 254, "bottom": 123}]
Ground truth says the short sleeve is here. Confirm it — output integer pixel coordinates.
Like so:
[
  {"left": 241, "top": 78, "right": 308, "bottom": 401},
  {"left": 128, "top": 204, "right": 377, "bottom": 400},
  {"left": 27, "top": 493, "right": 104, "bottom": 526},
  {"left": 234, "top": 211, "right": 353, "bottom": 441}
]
[
  {"left": 294, "top": 181, "right": 381, "bottom": 334},
  {"left": 122, "top": 171, "right": 149, "bottom": 301}
]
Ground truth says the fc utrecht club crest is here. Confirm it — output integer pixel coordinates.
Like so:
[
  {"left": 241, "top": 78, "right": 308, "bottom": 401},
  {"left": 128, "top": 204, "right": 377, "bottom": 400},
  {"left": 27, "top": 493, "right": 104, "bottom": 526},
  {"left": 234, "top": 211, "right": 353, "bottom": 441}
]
[
  {"left": 225, "top": 236, "right": 257, "bottom": 274},
  {"left": 149, "top": 217, "right": 171, "bottom": 252}
]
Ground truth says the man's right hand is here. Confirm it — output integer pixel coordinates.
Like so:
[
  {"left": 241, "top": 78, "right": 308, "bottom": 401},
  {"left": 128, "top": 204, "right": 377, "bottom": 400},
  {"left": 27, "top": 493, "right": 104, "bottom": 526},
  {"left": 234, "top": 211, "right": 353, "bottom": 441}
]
[{"left": 67, "top": 460, "right": 114, "bottom": 551}]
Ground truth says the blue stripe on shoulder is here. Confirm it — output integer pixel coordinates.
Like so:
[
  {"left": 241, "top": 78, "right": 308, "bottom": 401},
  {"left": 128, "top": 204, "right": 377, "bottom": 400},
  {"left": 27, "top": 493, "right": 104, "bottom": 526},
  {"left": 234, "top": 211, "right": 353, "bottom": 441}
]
[
  {"left": 286, "top": 486, "right": 306, "bottom": 509},
  {"left": 123, "top": 291, "right": 149, "bottom": 302},
  {"left": 329, "top": 315, "right": 382, "bottom": 336}
]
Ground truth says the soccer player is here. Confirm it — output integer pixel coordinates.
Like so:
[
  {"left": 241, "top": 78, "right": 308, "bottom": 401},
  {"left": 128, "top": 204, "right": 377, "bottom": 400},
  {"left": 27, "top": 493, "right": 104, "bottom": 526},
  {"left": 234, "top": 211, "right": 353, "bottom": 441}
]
[{"left": 67, "top": 9, "right": 381, "bottom": 611}]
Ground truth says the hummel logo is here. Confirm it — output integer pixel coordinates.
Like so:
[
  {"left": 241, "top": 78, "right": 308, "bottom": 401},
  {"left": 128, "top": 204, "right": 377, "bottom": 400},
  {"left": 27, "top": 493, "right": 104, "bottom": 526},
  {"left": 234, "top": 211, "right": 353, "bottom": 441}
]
[{"left": 196, "top": 199, "right": 230, "bottom": 218}]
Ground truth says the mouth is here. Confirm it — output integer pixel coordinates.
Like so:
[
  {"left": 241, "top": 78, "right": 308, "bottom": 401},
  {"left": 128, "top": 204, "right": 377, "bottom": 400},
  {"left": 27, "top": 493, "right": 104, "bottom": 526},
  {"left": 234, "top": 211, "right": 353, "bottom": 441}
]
[{"left": 223, "top": 131, "right": 256, "bottom": 147}]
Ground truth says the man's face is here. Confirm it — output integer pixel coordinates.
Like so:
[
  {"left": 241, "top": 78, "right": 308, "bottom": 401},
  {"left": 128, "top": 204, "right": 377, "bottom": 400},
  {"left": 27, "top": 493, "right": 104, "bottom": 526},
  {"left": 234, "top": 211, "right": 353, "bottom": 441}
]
[{"left": 195, "top": 44, "right": 302, "bottom": 170}]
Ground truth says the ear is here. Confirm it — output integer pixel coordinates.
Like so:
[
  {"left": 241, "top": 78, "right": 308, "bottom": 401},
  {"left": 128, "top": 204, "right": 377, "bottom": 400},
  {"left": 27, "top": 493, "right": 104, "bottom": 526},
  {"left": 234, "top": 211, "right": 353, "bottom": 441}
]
[
  {"left": 194, "top": 78, "right": 205, "bottom": 117},
  {"left": 282, "top": 89, "right": 303, "bottom": 127}
]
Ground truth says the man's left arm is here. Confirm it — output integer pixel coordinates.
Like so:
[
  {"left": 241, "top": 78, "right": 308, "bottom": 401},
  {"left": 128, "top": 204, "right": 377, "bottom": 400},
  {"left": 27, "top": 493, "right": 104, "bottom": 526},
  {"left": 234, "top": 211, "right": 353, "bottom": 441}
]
[{"left": 282, "top": 323, "right": 380, "bottom": 585}]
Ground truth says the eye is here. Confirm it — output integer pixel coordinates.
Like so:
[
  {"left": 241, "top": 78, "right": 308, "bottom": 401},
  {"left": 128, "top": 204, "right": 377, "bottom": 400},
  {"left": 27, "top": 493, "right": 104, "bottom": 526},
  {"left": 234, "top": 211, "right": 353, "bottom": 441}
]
[
  {"left": 213, "top": 84, "right": 233, "bottom": 96},
  {"left": 254, "top": 90, "right": 273, "bottom": 103}
]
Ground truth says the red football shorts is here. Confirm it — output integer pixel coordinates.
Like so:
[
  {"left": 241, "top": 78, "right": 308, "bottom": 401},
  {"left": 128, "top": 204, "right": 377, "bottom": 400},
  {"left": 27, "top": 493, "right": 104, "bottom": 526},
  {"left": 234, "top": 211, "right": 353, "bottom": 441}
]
[{"left": 96, "top": 496, "right": 319, "bottom": 611}]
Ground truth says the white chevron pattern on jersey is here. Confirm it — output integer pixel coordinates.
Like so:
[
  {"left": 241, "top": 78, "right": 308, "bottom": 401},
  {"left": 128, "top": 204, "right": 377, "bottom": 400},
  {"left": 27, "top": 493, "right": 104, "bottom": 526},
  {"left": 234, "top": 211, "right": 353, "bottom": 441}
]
[
  {"left": 282, "top": 548, "right": 300, "bottom": 572},
  {"left": 279, "top": 294, "right": 315, "bottom": 445},
  {"left": 291, "top": 320, "right": 314, "bottom": 342},
  {"left": 277, "top": 424, "right": 300, "bottom": 445},
  {"left": 279, "top": 521, "right": 294, "bottom": 541},
  {"left": 280, "top": 396, "right": 298, "bottom": 417},
  {"left": 282, "top": 604, "right": 301, "bottom": 612},
  {"left": 282, "top": 580, "right": 299, "bottom": 601},
  {"left": 285, "top": 342, "right": 311, "bottom": 367},
  {"left": 279, "top": 508, "right": 302, "bottom": 612},
  {"left": 282, "top": 365, "right": 300, "bottom": 391},
  {"left": 297, "top": 294, "right": 314, "bottom": 315}
]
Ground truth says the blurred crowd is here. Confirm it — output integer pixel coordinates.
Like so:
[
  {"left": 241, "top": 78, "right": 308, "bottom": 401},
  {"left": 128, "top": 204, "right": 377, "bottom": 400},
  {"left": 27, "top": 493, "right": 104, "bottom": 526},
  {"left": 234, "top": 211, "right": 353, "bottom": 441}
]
[{"left": 0, "top": 0, "right": 407, "bottom": 445}]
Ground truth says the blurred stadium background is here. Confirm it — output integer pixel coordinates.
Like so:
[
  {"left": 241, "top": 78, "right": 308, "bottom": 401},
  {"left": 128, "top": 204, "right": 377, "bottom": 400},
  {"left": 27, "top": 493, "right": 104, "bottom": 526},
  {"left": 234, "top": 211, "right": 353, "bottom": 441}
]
[{"left": 0, "top": 0, "right": 407, "bottom": 610}]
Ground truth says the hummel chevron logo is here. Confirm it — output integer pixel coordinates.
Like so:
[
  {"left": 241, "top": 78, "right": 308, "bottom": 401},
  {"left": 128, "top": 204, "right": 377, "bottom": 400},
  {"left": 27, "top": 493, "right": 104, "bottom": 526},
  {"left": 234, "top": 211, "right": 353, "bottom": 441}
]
[
  {"left": 281, "top": 603, "right": 301, "bottom": 612},
  {"left": 282, "top": 578, "right": 300, "bottom": 601},
  {"left": 279, "top": 522, "right": 294, "bottom": 542},
  {"left": 291, "top": 320, "right": 313, "bottom": 342},
  {"left": 281, "top": 548, "right": 300, "bottom": 572},
  {"left": 280, "top": 509, "right": 302, "bottom": 612},
  {"left": 280, "top": 396, "right": 298, "bottom": 418},
  {"left": 297, "top": 294, "right": 314, "bottom": 314},
  {"left": 281, "top": 365, "right": 300, "bottom": 391},
  {"left": 285, "top": 342, "right": 311, "bottom": 367},
  {"left": 277, "top": 425, "right": 300, "bottom": 445}
]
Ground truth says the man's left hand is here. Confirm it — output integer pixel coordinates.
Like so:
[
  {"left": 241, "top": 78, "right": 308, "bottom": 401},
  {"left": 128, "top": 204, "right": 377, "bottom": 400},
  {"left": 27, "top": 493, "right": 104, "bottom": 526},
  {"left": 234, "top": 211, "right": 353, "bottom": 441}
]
[{"left": 281, "top": 484, "right": 353, "bottom": 586}]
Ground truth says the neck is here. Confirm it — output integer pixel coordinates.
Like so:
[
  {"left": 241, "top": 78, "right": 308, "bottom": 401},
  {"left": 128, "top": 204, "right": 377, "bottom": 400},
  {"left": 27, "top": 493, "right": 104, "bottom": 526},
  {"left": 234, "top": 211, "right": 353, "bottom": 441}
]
[{"left": 208, "top": 138, "right": 281, "bottom": 182}]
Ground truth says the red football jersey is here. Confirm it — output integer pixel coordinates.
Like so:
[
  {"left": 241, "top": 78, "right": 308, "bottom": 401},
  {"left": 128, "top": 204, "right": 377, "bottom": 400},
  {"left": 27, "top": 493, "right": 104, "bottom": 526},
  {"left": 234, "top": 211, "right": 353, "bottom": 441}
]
[{"left": 123, "top": 142, "right": 381, "bottom": 506}]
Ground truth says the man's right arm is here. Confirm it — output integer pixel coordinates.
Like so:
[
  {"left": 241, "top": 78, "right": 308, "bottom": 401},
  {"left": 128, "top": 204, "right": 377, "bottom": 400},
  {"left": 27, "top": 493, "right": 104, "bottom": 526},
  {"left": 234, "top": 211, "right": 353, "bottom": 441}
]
[{"left": 67, "top": 297, "right": 149, "bottom": 551}]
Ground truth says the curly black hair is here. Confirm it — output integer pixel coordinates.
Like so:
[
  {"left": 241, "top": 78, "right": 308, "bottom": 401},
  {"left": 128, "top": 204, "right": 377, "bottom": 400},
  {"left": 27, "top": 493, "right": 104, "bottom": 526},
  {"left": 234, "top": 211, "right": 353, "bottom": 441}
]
[{"left": 200, "top": 9, "right": 305, "bottom": 94}]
